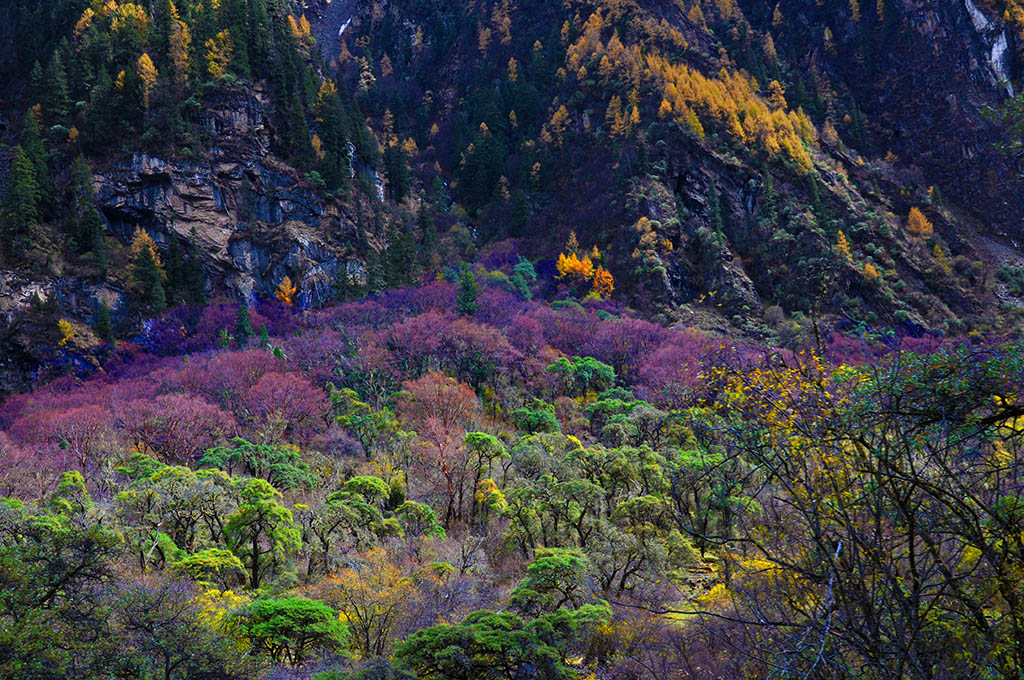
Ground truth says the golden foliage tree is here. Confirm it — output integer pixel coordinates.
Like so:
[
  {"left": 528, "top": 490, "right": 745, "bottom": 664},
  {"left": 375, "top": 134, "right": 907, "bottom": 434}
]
[
  {"left": 906, "top": 207, "right": 933, "bottom": 238},
  {"left": 128, "top": 227, "right": 163, "bottom": 269},
  {"left": 863, "top": 261, "right": 880, "bottom": 280},
  {"left": 137, "top": 53, "right": 158, "bottom": 109},
  {"left": 57, "top": 319, "right": 76, "bottom": 347},
  {"left": 275, "top": 276, "right": 297, "bottom": 305},
  {"left": 556, "top": 252, "right": 595, "bottom": 284},
  {"left": 304, "top": 548, "right": 413, "bottom": 656},
  {"left": 168, "top": 4, "right": 191, "bottom": 90},
  {"left": 835, "top": 230, "right": 852, "bottom": 261},
  {"left": 204, "top": 30, "right": 233, "bottom": 79},
  {"left": 767, "top": 80, "right": 786, "bottom": 110},
  {"left": 477, "top": 23, "right": 492, "bottom": 55},
  {"left": 543, "top": 105, "right": 570, "bottom": 147}
]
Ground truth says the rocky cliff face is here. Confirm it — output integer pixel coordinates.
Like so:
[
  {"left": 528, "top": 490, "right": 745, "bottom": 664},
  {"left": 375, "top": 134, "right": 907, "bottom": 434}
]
[
  {"left": 0, "top": 85, "right": 377, "bottom": 391},
  {"left": 93, "top": 86, "right": 368, "bottom": 308}
]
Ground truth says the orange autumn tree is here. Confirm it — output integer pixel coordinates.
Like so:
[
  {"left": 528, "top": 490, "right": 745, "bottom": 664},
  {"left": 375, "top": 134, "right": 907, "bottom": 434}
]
[
  {"left": 593, "top": 266, "right": 614, "bottom": 297},
  {"left": 556, "top": 233, "right": 614, "bottom": 298},
  {"left": 275, "top": 276, "right": 297, "bottom": 304}
]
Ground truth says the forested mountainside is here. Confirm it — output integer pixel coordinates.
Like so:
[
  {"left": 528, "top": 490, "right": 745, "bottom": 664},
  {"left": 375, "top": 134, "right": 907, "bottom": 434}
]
[
  {"left": 4, "top": 1, "right": 1024, "bottom": 679},
  {"left": 3, "top": 0, "right": 1024, "bottom": 388}
]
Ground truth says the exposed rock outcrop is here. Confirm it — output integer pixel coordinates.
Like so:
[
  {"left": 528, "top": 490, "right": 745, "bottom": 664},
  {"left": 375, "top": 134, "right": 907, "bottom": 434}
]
[{"left": 92, "top": 86, "right": 368, "bottom": 308}]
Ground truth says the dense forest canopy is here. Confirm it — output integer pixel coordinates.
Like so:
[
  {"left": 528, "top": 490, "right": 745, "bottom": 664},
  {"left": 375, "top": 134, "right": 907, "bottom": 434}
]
[{"left": 1, "top": 277, "right": 1023, "bottom": 679}]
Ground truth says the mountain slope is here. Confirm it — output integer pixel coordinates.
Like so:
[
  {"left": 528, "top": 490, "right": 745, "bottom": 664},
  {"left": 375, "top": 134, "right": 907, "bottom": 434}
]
[
  {"left": 2, "top": 0, "right": 1024, "bottom": 392},
  {"left": 314, "top": 0, "right": 1024, "bottom": 334}
]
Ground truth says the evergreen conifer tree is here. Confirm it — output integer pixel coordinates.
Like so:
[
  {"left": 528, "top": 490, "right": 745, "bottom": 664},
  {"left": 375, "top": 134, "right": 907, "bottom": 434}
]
[
  {"left": 136, "top": 245, "right": 167, "bottom": 310},
  {"left": 3, "top": 146, "right": 40, "bottom": 251},
  {"left": 182, "top": 230, "right": 207, "bottom": 305},
  {"left": 21, "top": 110, "right": 54, "bottom": 218},
  {"left": 94, "top": 300, "right": 113, "bottom": 342},
  {"left": 43, "top": 52, "right": 71, "bottom": 128},
  {"left": 235, "top": 303, "right": 252, "bottom": 344},
  {"left": 457, "top": 269, "right": 480, "bottom": 316}
]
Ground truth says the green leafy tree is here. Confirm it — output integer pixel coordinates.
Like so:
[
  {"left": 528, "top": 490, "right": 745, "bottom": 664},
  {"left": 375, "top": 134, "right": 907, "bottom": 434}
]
[
  {"left": 230, "top": 596, "right": 349, "bottom": 665},
  {"left": 546, "top": 356, "right": 616, "bottom": 396},
  {"left": 171, "top": 548, "right": 245, "bottom": 588},
  {"left": 224, "top": 479, "right": 302, "bottom": 588},
  {"left": 202, "top": 438, "right": 314, "bottom": 490},
  {"left": 509, "top": 548, "right": 590, "bottom": 616},
  {"left": 393, "top": 604, "right": 609, "bottom": 680},
  {"left": 511, "top": 399, "right": 562, "bottom": 433}
]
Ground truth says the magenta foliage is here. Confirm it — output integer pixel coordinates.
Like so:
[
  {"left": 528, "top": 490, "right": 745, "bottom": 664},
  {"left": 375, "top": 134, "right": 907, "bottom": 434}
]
[
  {"left": 242, "top": 371, "right": 329, "bottom": 445},
  {"left": 475, "top": 288, "right": 527, "bottom": 328},
  {"left": 116, "top": 393, "right": 235, "bottom": 463},
  {"left": 282, "top": 330, "right": 356, "bottom": 389},
  {"left": 0, "top": 430, "right": 69, "bottom": 499},
  {"left": 384, "top": 311, "right": 519, "bottom": 387},
  {"left": 172, "top": 349, "right": 287, "bottom": 414},
  {"left": 506, "top": 314, "right": 546, "bottom": 355},
  {"left": 584, "top": 317, "right": 671, "bottom": 382},
  {"left": 635, "top": 331, "right": 720, "bottom": 407},
  {"left": 526, "top": 305, "right": 599, "bottom": 356}
]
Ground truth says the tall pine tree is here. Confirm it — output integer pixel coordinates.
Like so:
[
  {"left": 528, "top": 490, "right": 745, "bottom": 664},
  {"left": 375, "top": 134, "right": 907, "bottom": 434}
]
[{"left": 3, "top": 146, "right": 40, "bottom": 253}]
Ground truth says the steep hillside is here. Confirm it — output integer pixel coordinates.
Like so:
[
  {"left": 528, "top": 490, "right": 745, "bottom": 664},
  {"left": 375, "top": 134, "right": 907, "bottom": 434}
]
[{"left": 314, "top": 0, "right": 1024, "bottom": 334}]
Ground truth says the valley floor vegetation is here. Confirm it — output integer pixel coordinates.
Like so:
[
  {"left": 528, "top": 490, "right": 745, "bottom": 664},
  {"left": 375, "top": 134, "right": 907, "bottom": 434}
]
[{"left": 1, "top": 273, "right": 1023, "bottom": 680}]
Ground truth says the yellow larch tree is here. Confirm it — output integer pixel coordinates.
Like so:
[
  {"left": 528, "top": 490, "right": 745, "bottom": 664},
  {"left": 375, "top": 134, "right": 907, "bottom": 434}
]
[
  {"left": 767, "top": 80, "right": 786, "bottom": 109},
  {"left": 566, "top": 231, "right": 581, "bottom": 255},
  {"left": 906, "top": 207, "right": 933, "bottom": 238},
  {"left": 129, "top": 227, "right": 164, "bottom": 269},
  {"left": 478, "top": 23, "right": 492, "bottom": 55},
  {"left": 835, "top": 230, "right": 852, "bottom": 261},
  {"left": 204, "top": 30, "right": 233, "bottom": 79},
  {"left": 933, "top": 243, "right": 952, "bottom": 274},
  {"left": 137, "top": 53, "right": 158, "bottom": 109},
  {"left": 545, "top": 105, "right": 570, "bottom": 147},
  {"left": 168, "top": 4, "right": 191, "bottom": 90}
]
